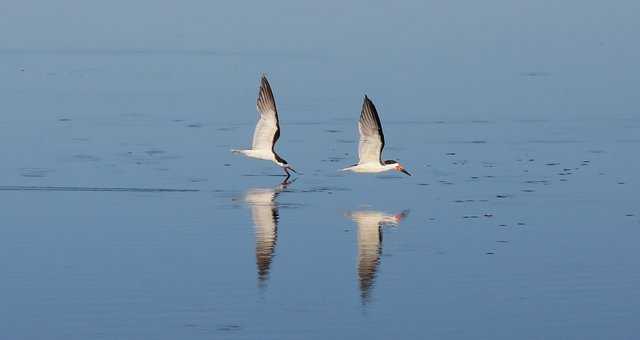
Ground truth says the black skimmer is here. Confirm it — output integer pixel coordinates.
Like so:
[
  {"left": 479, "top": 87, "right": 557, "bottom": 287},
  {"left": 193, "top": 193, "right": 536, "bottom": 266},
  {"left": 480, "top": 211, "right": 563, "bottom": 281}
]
[
  {"left": 244, "top": 181, "right": 291, "bottom": 288},
  {"left": 232, "top": 75, "right": 296, "bottom": 181},
  {"left": 346, "top": 209, "right": 409, "bottom": 304},
  {"left": 341, "top": 96, "right": 411, "bottom": 176}
]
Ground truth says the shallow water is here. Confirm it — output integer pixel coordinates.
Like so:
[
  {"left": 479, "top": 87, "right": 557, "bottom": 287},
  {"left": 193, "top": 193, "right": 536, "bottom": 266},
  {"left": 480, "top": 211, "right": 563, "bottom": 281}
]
[{"left": 1, "top": 44, "right": 639, "bottom": 339}]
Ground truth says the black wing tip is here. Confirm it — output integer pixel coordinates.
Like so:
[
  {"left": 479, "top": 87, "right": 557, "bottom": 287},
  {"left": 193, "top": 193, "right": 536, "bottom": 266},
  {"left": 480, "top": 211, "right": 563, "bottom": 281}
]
[
  {"left": 260, "top": 74, "right": 270, "bottom": 86},
  {"left": 257, "top": 74, "right": 273, "bottom": 98},
  {"left": 363, "top": 95, "right": 376, "bottom": 107},
  {"left": 363, "top": 94, "right": 373, "bottom": 105},
  {"left": 257, "top": 74, "right": 278, "bottom": 116},
  {"left": 362, "top": 95, "right": 377, "bottom": 114}
]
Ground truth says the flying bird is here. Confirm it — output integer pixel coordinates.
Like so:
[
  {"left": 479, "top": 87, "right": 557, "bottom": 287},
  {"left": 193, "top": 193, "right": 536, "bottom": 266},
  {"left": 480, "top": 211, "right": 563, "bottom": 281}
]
[
  {"left": 341, "top": 96, "right": 411, "bottom": 176},
  {"left": 232, "top": 75, "right": 296, "bottom": 180}
]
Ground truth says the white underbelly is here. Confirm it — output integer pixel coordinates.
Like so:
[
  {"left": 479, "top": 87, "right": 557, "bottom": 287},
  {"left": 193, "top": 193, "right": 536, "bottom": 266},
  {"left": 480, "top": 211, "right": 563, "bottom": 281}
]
[
  {"left": 349, "top": 163, "right": 388, "bottom": 173},
  {"left": 244, "top": 149, "right": 275, "bottom": 161}
]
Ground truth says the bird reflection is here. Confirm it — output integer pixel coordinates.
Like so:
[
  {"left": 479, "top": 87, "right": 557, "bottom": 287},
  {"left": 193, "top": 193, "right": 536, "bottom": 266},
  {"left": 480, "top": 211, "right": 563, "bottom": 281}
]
[
  {"left": 243, "top": 180, "right": 292, "bottom": 288},
  {"left": 346, "top": 209, "right": 409, "bottom": 304}
]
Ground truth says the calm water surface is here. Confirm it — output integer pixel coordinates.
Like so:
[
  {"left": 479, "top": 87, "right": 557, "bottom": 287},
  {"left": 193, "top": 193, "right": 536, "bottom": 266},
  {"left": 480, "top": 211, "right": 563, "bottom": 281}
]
[{"left": 1, "top": 49, "right": 639, "bottom": 339}]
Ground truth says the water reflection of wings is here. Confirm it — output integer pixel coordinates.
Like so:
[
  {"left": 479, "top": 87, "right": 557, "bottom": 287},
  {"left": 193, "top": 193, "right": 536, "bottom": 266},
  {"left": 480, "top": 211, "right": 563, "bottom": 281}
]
[
  {"left": 244, "top": 183, "right": 288, "bottom": 287},
  {"left": 346, "top": 210, "right": 409, "bottom": 304}
]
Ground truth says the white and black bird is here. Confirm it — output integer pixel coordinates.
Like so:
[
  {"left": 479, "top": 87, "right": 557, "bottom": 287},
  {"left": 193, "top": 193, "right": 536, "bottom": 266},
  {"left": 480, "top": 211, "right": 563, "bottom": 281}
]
[
  {"left": 232, "top": 75, "right": 296, "bottom": 180},
  {"left": 244, "top": 182, "right": 290, "bottom": 288},
  {"left": 346, "top": 209, "right": 409, "bottom": 304},
  {"left": 341, "top": 96, "right": 411, "bottom": 176}
]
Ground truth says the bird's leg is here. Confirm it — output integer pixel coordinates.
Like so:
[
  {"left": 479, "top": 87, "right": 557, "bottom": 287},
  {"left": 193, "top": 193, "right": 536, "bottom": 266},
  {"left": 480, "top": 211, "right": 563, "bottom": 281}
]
[
  {"left": 282, "top": 167, "right": 291, "bottom": 181},
  {"left": 280, "top": 176, "right": 297, "bottom": 187}
]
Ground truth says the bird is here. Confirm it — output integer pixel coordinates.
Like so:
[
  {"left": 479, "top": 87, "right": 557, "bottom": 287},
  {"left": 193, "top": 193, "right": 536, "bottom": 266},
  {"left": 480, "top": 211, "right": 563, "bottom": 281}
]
[
  {"left": 243, "top": 181, "right": 292, "bottom": 288},
  {"left": 341, "top": 95, "right": 411, "bottom": 176},
  {"left": 346, "top": 209, "right": 409, "bottom": 304},
  {"left": 232, "top": 75, "right": 297, "bottom": 181}
]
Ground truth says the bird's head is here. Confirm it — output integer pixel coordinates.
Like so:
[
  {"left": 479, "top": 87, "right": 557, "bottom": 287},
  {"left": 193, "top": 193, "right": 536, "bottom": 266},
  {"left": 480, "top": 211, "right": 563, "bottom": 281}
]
[
  {"left": 275, "top": 154, "right": 295, "bottom": 172},
  {"left": 385, "top": 160, "right": 411, "bottom": 176},
  {"left": 396, "top": 164, "right": 411, "bottom": 176}
]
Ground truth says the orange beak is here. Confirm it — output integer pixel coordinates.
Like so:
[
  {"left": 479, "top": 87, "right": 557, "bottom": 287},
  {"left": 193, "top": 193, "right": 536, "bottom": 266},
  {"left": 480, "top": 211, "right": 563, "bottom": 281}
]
[{"left": 397, "top": 165, "right": 411, "bottom": 176}]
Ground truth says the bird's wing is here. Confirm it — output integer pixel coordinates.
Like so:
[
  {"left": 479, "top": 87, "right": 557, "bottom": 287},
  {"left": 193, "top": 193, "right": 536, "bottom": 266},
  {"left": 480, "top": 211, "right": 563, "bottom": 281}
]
[
  {"left": 252, "top": 204, "right": 278, "bottom": 281},
  {"left": 245, "top": 188, "right": 278, "bottom": 282},
  {"left": 250, "top": 203, "right": 278, "bottom": 248},
  {"left": 245, "top": 189, "right": 278, "bottom": 231},
  {"left": 251, "top": 75, "right": 280, "bottom": 151},
  {"left": 357, "top": 96, "right": 385, "bottom": 164},
  {"left": 348, "top": 211, "right": 383, "bottom": 304},
  {"left": 348, "top": 211, "right": 386, "bottom": 231}
]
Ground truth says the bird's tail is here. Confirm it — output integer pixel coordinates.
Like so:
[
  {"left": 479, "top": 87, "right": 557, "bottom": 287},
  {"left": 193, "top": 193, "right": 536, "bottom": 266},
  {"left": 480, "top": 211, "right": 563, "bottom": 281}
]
[
  {"left": 231, "top": 149, "right": 249, "bottom": 156},
  {"left": 340, "top": 165, "right": 357, "bottom": 172}
]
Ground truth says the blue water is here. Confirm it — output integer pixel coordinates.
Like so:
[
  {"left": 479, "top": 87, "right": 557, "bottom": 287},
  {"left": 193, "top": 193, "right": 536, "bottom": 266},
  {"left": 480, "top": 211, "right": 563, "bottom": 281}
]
[{"left": 1, "top": 1, "right": 640, "bottom": 338}]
